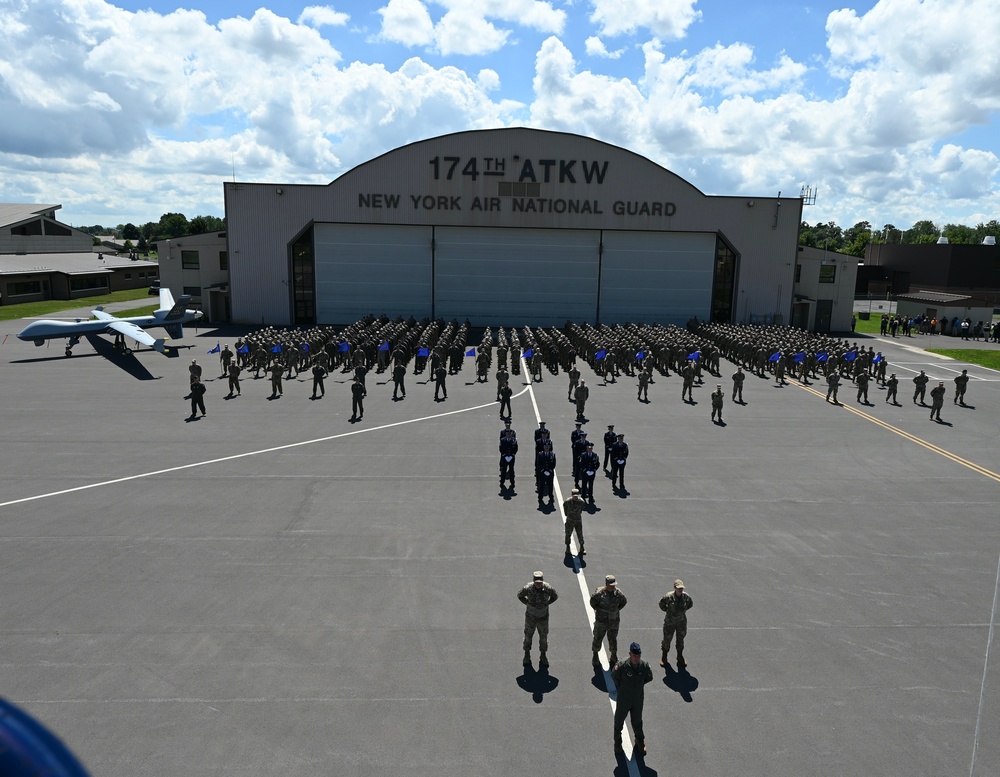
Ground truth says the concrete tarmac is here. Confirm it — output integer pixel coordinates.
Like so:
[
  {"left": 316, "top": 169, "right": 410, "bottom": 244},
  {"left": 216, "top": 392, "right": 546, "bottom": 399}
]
[{"left": 1, "top": 324, "right": 999, "bottom": 776}]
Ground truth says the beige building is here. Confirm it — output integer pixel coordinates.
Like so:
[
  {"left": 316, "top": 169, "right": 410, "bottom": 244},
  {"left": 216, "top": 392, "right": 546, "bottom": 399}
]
[
  {"left": 0, "top": 203, "right": 157, "bottom": 305},
  {"left": 791, "top": 245, "right": 859, "bottom": 333},
  {"left": 156, "top": 231, "right": 229, "bottom": 322}
]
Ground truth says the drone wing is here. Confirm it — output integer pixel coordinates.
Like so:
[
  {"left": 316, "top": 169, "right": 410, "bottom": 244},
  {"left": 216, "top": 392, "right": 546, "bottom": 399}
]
[{"left": 106, "top": 320, "right": 166, "bottom": 352}]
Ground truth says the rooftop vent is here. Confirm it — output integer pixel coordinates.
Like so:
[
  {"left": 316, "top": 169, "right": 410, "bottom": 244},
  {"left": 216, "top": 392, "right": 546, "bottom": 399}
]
[
  {"left": 983, "top": 236, "right": 996, "bottom": 245},
  {"left": 937, "top": 235, "right": 949, "bottom": 244}
]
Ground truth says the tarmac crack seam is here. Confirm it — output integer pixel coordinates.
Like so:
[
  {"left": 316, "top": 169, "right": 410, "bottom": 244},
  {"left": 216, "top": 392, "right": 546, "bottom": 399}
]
[
  {"left": 523, "top": 365, "right": 643, "bottom": 777},
  {"left": 969, "top": 552, "right": 1000, "bottom": 777},
  {"left": 793, "top": 382, "right": 1000, "bottom": 484},
  {"left": 0, "top": 386, "right": 532, "bottom": 509}
]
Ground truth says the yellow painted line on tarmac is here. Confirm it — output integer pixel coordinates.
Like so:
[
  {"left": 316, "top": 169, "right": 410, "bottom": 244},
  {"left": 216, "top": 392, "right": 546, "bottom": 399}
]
[{"left": 795, "top": 382, "right": 1000, "bottom": 484}]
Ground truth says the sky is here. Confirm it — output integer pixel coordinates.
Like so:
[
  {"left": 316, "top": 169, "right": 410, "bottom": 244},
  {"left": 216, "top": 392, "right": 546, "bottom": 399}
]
[{"left": 1, "top": 0, "right": 998, "bottom": 233}]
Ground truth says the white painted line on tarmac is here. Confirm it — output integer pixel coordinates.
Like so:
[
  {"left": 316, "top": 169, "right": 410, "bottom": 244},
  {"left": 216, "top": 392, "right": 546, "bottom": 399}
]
[
  {"left": 0, "top": 386, "right": 532, "bottom": 509},
  {"left": 524, "top": 363, "right": 642, "bottom": 776},
  {"left": 969, "top": 553, "right": 1000, "bottom": 777}
]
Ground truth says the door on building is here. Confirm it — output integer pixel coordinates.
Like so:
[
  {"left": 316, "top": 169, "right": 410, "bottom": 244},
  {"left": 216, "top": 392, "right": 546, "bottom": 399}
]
[{"left": 814, "top": 299, "right": 832, "bottom": 333}]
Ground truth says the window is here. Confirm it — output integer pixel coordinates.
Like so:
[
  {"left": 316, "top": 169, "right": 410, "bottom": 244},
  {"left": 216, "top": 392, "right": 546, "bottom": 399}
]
[
  {"left": 711, "top": 237, "right": 738, "bottom": 323},
  {"left": 183, "top": 286, "right": 201, "bottom": 297},
  {"left": 794, "top": 264, "right": 801, "bottom": 283},
  {"left": 44, "top": 221, "right": 71, "bottom": 237},
  {"left": 124, "top": 273, "right": 132, "bottom": 280},
  {"left": 9, "top": 280, "right": 42, "bottom": 296},
  {"left": 292, "top": 227, "right": 315, "bottom": 326},
  {"left": 219, "top": 250, "right": 228, "bottom": 271},
  {"left": 11, "top": 219, "right": 43, "bottom": 236},
  {"left": 181, "top": 250, "right": 200, "bottom": 269},
  {"left": 139, "top": 272, "right": 146, "bottom": 279},
  {"left": 70, "top": 277, "right": 108, "bottom": 291},
  {"left": 148, "top": 271, "right": 157, "bottom": 279},
  {"left": 498, "top": 181, "right": 541, "bottom": 197},
  {"left": 818, "top": 265, "right": 837, "bottom": 284}
]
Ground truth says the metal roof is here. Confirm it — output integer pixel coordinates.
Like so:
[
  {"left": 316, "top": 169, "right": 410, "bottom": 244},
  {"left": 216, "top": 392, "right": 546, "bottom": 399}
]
[
  {"left": 897, "top": 290, "right": 973, "bottom": 304},
  {"left": 0, "top": 203, "right": 62, "bottom": 228},
  {"left": 0, "top": 252, "right": 158, "bottom": 276}
]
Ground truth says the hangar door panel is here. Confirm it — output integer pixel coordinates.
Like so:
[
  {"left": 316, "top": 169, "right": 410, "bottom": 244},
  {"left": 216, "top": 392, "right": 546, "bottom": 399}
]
[
  {"left": 314, "top": 224, "right": 432, "bottom": 323},
  {"left": 435, "top": 227, "right": 599, "bottom": 327},
  {"left": 600, "top": 232, "right": 715, "bottom": 325}
]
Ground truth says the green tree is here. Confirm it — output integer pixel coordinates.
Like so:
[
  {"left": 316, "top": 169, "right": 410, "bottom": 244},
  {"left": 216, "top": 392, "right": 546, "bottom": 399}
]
[
  {"left": 188, "top": 214, "right": 225, "bottom": 235},
  {"left": 137, "top": 235, "right": 148, "bottom": 255},
  {"left": 974, "top": 220, "right": 1000, "bottom": 243},
  {"left": 799, "top": 220, "right": 845, "bottom": 251},
  {"left": 843, "top": 221, "right": 873, "bottom": 257},
  {"left": 903, "top": 220, "right": 939, "bottom": 244},
  {"left": 121, "top": 222, "right": 141, "bottom": 240},
  {"left": 157, "top": 213, "right": 189, "bottom": 238},
  {"left": 141, "top": 221, "right": 157, "bottom": 241}
]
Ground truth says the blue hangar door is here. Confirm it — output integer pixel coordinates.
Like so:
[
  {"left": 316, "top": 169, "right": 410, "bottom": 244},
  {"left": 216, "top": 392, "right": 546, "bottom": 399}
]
[
  {"left": 598, "top": 231, "right": 716, "bottom": 325},
  {"left": 313, "top": 223, "right": 433, "bottom": 323},
  {"left": 433, "top": 227, "right": 600, "bottom": 328}
]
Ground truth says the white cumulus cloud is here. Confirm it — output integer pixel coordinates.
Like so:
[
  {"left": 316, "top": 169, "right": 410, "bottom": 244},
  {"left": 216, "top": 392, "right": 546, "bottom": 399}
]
[
  {"left": 377, "top": 0, "right": 565, "bottom": 55},
  {"left": 589, "top": 0, "right": 700, "bottom": 40},
  {"left": 298, "top": 6, "right": 350, "bottom": 28}
]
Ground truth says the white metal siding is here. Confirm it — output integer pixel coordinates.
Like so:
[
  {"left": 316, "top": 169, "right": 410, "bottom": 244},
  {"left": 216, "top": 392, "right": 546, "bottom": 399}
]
[
  {"left": 314, "top": 224, "right": 432, "bottom": 323},
  {"left": 434, "top": 227, "right": 599, "bottom": 326},
  {"left": 599, "top": 231, "right": 715, "bottom": 325}
]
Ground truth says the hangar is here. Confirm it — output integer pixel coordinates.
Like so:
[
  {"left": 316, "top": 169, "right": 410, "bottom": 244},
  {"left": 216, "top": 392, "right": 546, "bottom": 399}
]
[{"left": 224, "top": 128, "right": 803, "bottom": 327}]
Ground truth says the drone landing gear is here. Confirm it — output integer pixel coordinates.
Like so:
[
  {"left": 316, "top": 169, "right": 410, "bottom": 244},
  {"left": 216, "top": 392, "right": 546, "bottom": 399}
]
[
  {"left": 113, "top": 334, "right": 132, "bottom": 355},
  {"left": 65, "top": 336, "right": 81, "bottom": 357}
]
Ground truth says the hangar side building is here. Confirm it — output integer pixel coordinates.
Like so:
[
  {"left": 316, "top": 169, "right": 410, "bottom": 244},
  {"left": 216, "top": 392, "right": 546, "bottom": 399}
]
[{"left": 224, "top": 128, "right": 803, "bottom": 328}]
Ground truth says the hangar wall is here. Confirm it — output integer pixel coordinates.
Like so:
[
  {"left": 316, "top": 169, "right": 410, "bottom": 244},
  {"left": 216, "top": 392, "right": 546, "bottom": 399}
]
[{"left": 225, "top": 128, "right": 802, "bottom": 326}]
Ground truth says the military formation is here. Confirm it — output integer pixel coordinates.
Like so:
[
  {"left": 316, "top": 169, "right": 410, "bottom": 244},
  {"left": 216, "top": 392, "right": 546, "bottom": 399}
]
[
  {"left": 184, "top": 316, "right": 977, "bottom": 431},
  {"left": 179, "top": 313, "right": 982, "bottom": 759}
]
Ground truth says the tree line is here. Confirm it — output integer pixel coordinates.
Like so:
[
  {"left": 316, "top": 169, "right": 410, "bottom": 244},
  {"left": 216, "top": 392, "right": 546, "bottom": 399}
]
[
  {"left": 800, "top": 219, "right": 1000, "bottom": 258},
  {"left": 76, "top": 213, "right": 226, "bottom": 255}
]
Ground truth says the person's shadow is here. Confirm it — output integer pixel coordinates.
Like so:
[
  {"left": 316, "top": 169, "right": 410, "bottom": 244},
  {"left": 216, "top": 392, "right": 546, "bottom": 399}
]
[
  {"left": 590, "top": 664, "right": 609, "bottom": 693},
  {"left": 615, "top": 755, "right": 659, "bottom": 777},
  {"left": 516, "top": 666, "right": 559, "bottom": 703},
  {"left": 663, "top": 664, "right": 700, "bottom": 702}
]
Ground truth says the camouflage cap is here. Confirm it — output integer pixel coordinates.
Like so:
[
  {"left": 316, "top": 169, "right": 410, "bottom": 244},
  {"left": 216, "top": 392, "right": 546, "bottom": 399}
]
[
  {"left": 673, "top": 579, "right": 685, "bottom": 589},
  {"left": 571, "top": 488, "right": 580, "bottom": 495},
  {"left": 605, "top": 575, "right": 617, "bottom": 586}
]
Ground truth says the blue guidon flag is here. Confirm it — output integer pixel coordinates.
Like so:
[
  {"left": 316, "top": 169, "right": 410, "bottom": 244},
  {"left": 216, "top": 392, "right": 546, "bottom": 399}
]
[
  {"left": 378, "top": 342, "right": 390, "bottom": 351},
  {"left": 816, "top": 351, "right": 829, "bottom": 362},
  {"left": 271, "top": 344, "right": 282, "bottom": 354},
  {"left": 300, "top": 342, "right": 310, "bottom": 353},
  {"left": 873, "top": 354, "right": 883, "bottom": 363},
  {"left": 793, "top": 351, "right": 806, "bottom": 363},
  {"left": 688, "top": 350, "right": 700, "bottom": 360},
  {"left": 418, "top": 347, "right": 429, "bottom": 357},
  {"left": 237, "top": 344, "right": 249, "bottom": 353},
  {"left": 523, "top": 348, "right": 533, "bottom": 359},
  {"left": 635, "top": 350, "right": 645, "bottom": 360},
  {"left": 207, "top": 343, "right": 220, "bottom": 354},
  {"left": 768, "top": 352, "right": 781, "bottom": 362},
  {"left": 466, "top": 348, "right": 476, "bottom": 357},
  {"left": 594, "top": 349, "right": 607, "bottom": 360},
  {"left": 338, "top": 342, "right": 350, "bottom": 353},
  {"left": 844, "top": 350, "right": 858, "bottom": 362}
]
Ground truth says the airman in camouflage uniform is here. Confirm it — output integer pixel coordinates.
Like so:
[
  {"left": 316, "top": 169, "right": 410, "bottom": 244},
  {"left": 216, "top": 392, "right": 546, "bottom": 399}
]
[
  {"left": 885, "top": 373, "right": 899, "bottom": 404},
  {"left": 517, "top": 571, "right": 558, "bottom": 667},
  {"left": 659, "top": 579, "right": 693, "bottom": 667},
  {"left": 591, "top": 575, "right": 627, "bottom": 668}
]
